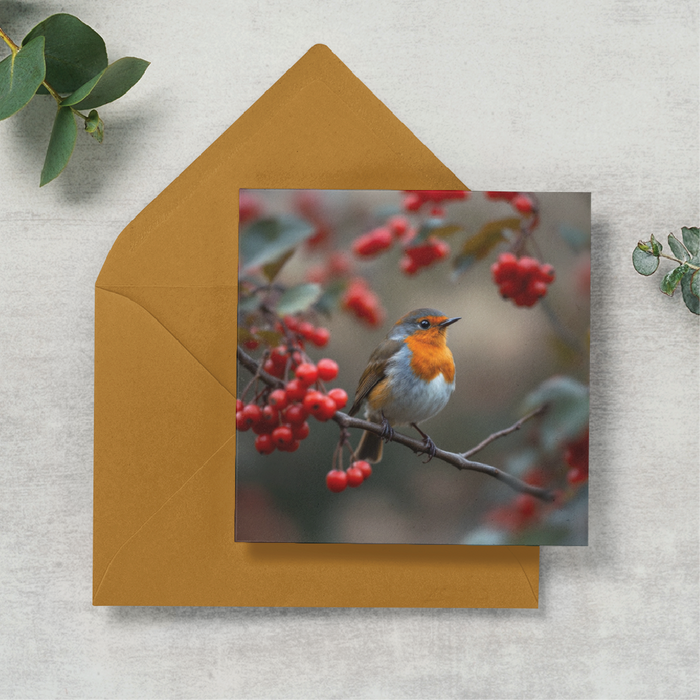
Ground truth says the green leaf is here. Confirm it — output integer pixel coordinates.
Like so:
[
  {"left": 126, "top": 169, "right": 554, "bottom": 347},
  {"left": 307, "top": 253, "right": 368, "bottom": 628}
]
[
  {"left": 681, "top": 227, "right": 700, "bottom": 256},
  {"left": 680, "top": 266, "right": 700, "bottom": 315},
  {"left": 276, "top": 283, "right": 322, "bottom": 316},
  {"left": 659, "top": 264, "right": 688, "bottom": 296},
  {"left": 83, "top": 109, "right": 104, "bottom": 142},
  {"left": 314, "top": 279, "right": 346, "bottom": 316},
  {"left": 632, "top": 244, "right": 659, "bottom": 276},
  {"left": 23, "top": 14, "right": 107, "bottom": 94},
  {"left": 237, "top": 294, "right": 261, "bottom": 313},
  {"left": 0, "top": 36, "right": 46, "bottom": 120},
  {"left": 452, "top": 217, "right": 520, "bottom": 276},
  {"left": 40, "top": 106, "right": 77, "bottom": 186},
  {"left": 261, "top": 249, "right": 295, "bottom": 283},
  {"left": 61, "top": 57, "right": 149, "bottom": 109},
  {"left": 650, "top": 234, "right": 663, "bottom": 256},
  {"left": 667, "top": 233, "right": 689, "bottom": 261},
  {"left": 240, "top": 216, "right": 315, "bottom": 270},
  {"left": 412, "top": 219, "right": 462, "bottom": 245},
  {"left": 523, "top": 376, "right": 589, "bottom": 452}
]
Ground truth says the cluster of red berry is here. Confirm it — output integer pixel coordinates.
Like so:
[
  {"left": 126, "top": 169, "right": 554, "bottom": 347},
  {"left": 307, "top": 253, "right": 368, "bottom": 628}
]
[
  {"left": 402, "top": 190, "right": 469, "bottom": 214},
  {"left": 491, "top": 252, "right": 555, "bottom": 307},
  {"left": 326, "top": 460, "right": 372, "bottom": 493},
  {"left": 564, "top": 430, "right": 589, "bottom": 485},
  {"left": 341, "top": 277, "right": 385, "bottom": 328},
  {"left": 485, "top": 191, "right": 537, "bottom": 215},
  {"left": 237, "top": 354, "right": 348, "bottom": 455},
  {"left": 400, "top": 238, "right": 450, "bottom": 275},
  {"left": 351, "top": 216, "right": 414, "bottom": 258},
  {"left": 243, "top": 317, "right": 331, "bottom": 353}
]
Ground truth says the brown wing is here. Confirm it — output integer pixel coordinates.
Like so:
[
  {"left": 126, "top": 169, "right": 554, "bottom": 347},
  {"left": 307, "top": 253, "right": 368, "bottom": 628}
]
[{"left": 348, "top": 338, "right": 403, "bottom": 416}]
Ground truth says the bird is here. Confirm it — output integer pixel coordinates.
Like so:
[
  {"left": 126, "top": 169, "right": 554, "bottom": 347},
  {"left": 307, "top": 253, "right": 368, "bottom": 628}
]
[{"left": 348, "top": 308, "right": 460, "bottom": 463}]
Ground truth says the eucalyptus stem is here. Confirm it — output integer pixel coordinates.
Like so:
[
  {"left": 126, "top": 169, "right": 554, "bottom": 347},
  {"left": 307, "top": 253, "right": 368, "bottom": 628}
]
[
  {"left": 659, "top": 252, "right": 700, "bottom": 270},
  {"left": 0, "top": 26, "right": 19, "bottom": 54}
]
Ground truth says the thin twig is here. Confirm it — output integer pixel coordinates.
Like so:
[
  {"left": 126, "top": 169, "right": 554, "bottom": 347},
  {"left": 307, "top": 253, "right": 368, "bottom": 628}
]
[
  {"left": 461, "top": 406, "right": 545, "bottom": 458},
  {"left": 237, "top": 346, "right": 555, "bottom": 502}
]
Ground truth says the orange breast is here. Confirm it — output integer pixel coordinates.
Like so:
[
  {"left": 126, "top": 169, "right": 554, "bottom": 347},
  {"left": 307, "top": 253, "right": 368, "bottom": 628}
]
[{"left": 405, "top": 333, "right": 455, "bottom": 383}]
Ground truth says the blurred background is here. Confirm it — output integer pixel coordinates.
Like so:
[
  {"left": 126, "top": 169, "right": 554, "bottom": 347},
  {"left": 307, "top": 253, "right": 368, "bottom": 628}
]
[{"left": 236, "top": 189, "right": 590, "bottom": 545}]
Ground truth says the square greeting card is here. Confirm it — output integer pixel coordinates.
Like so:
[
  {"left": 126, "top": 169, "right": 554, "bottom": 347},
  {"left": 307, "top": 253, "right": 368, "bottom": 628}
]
[{"left": 236, "top": 188, "right": 590, "bottom": 546}]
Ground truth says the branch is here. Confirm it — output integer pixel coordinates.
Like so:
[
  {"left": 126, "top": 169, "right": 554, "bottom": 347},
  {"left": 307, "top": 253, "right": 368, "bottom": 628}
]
[{"left": 237, "top": 346, "right": 555, "bottom": 502}]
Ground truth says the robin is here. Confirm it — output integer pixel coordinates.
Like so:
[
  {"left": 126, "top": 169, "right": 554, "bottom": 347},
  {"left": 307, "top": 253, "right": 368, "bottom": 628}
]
[{"left": 348, "top": 308, "right": 460, "bottom": 463}]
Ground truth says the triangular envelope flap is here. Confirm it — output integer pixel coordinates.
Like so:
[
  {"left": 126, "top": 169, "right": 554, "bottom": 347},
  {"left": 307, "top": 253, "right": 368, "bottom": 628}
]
[
  {"left": 96, "top": 44, "right": 464, "bottom": 289},
  {"left": 94, "top": 288, "right": 237, "bottom": 591}
]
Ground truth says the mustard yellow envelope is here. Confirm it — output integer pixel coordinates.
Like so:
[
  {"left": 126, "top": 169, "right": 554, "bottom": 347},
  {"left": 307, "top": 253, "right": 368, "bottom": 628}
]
[{"left": 94, "top": 44, "right": 539, "bottom": 607}]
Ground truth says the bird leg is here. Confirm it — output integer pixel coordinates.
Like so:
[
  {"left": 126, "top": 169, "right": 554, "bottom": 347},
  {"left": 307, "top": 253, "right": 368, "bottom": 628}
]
[
  {"left": 411, "top": 423, "right": 437, "bottom": 462},
  {"left": 379, "top": 412, "right": 395, "bottom": 443}
]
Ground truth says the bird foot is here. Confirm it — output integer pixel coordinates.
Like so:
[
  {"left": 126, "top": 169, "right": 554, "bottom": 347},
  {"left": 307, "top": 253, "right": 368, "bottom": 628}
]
[
  {"left": 379, "top": 413, "right": 395, "bottom": 443},
  {"left": 411, "top": 423, "right": 437, "bottom": 463}
]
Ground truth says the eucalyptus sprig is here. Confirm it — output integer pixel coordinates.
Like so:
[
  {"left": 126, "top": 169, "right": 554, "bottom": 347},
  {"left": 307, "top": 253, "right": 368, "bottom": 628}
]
[
  {"left": 0, "top": 14, "right": 148, "bottom": 186},
  {"left": 633, "top": 228, "right": 700, "bottom": 315}
]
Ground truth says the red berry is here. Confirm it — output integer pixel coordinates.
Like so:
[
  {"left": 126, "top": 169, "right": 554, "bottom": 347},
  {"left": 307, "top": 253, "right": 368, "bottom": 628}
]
[
  {"left": 430, "top": 206, "right": 445, "bottom": 218},
  {"left": 240, "top": 404, "right": 262, "bottom": 428},
  {"left": 270, "top": 346, "right": 288, "bottom": 368},
  {"left": 352, "top": 227, "right": 393, "bottom": 257},
  {"left": 284, "top": 404, "right": 309, "bottom": 425},
  {"left": 285, "top": 378, "right": 307, "bottom": 403},
  {"left": 268, "top": 389, "right": 288, "bottom": 410},
  {"left": 403, "top": 192, "right": 423, "bottom": 211},
  {"left": 517, "top": 256, "right": 540, "bottom": 278},
  {"left": 514, "top": 494, "right": 537, "bottom": 518},
  {"left": 528, "top": 280, "right": 549, "bottom": 298},
  {"left": 254, "top": 434, "right": 275, "bottom": 455},
  {"left": 295, "top": 362, "right": 319, "bottom": 386},
  {"left": 271, "top": 425, "right": 294, "bottom": 449},
  {"left": 326, "top": 470, "right": 348, "bottom": 493},
  {"left": 346, "top": 467, "right": 364, "bottom": 487},
  {"left": 353, "top": 460, "right": 372, "bottom": 479},
  {"left": 567, "top": 467, "right": 588, "bottom": 485},
  {"left": 261, "top": 404, "right": 279, "bottom": 429},
  {"left": 400, "top": 256, "right": 419, "bottom": 275},
  {"left": 236, "top": 399, "right": 244, "bottom": 412},
  {"left": 236, "top": 411, "right": 251, "bottom": 431},
  {"left": 310, "top": 327, "right": 330, "bottom": 347},
  {"left": 239, "top": 192, "right": 263, "bottom": 225},
  {"left": 309, "top": 395, "right": 337, "bottom": 421},
  {"left": 328, "top": 251, "right": 353, "bottom": 276},
  {"left": 387, "top": 215, "right": 410, "bottom": 238},
  {"left": 243, "top": 337, "right": 260, "bottom": 350},
  {"left": 252, "top": 420, "right": 275, "bottom": 435},
  {"left": 328, "top": 388, "right": 348, "bottom": 410},
  {"left": 316, "top": 358, "right": 339, "bottom": 381},
  {"left": 263, "top": 359, "right": 284, "bottom": 378},
  {"left": 283, "top": 316, "right": 299, "bottom": 332},
  {"left": 512, "top": 194, "right": 535, "bottom": 214},
  {"left": 279, "top": 439, "right": 300, "bottom": 453},
  {"left": 431, "top": 239, "right": 450, "bottom": 260},
  {"left": 538, "top": 264, "right": 555, "bottom": 283},
  {"left": 303, "top": 390, "right": 325, "bottom": 414},
  {"left": 297, "top": 321, "right": 315, "bottom": 340},
  {"left": 292, "top": 421, "right": 310, "bottom": 440}
]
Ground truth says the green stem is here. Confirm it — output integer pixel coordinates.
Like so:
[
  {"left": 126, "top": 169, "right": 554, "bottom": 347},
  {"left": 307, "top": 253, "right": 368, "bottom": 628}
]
[
  {"left": 659, "top": 252, "right": 700, "bottom": 270},
  {"left": 0, "top": 25, "right": 19, "bottom": 54}
]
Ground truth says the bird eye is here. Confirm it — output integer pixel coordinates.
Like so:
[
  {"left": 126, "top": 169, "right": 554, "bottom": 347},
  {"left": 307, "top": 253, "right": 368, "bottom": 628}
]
[{"left": 419, "top": 319, "right": 430, "bottom": 329}]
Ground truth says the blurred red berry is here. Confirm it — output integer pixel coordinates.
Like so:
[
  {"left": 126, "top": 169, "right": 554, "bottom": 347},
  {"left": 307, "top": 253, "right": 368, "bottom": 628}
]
[
  {"left": 310, "top": 327, "right": 331, "bottom": 347},
  {"left": 240, "top": 404, "right": 262, "bottom": 429},
  {"left": 268, "top": 389, "right": 288, "bottom": 410},
  {"left": 271, "top": 425, "right": 294, "bottom": 449},
  {"left": 346, "top": 467, "right": 364, "bottom": 487},
  {"left": 263, "top": 359, "right": 284, "bottom": 378},
  {"left": 261, "top": 404, "right": 279, "bottom": 429},
  {"left": 297, "top": 321, "right": 315, "bottom": 340},
  {"left": 285, "top": 378, "right": 307, "bottom": 403},
  {"left": 284, "top": 404, "right": 309, "bottom": 425},
  {"left": 236, "top": 399, "right": 244, "bottom": 412},
  {"left": 316, "top": 358, "right": 339, "bottom": 381},
  {"left": 305, "top": 265, "right": 329, "bottom": 284},
  {"left": 326, "top": 470, "right": 348, "bottom": 493},
  {"left": 328, "top": 388, "right": 348, "bottom": 410},
  {"left": 485, "top": 191, "right": 518, "bottom": 201},
  {"left": 512, "top": 194, "right": 535, "bottom": 214},
  {"left": 283, "top": 315, "right": 299, "bottom": 332},
  {"left": 328, "top": 250, "right": 353, "bottom": 276},
  {"left": 254, "top": 434, "right": 275, "bottom": 455},
  {"left": 352, "top": 227, "right": 393, "bottom": 257},
  {"left": 403, "top": 192, "right": 423, "bottom": 211},
  {"left": 236, "top": 411, "right": 251, "bottom": 431},
  {"left": 292, "top": 421, "right": 310, "bottom": 440},
  {"left": 354, "top": 460, "right": 372, "bottom": 479},
  {"left": 387, "top": 215, "right": 410, "bottom": 239},
  {"left": 295, "top": 363, "right": 318, "bottom": 386},
  {"left": 239, "top": 192, "right": 263, "bottom": 225}
]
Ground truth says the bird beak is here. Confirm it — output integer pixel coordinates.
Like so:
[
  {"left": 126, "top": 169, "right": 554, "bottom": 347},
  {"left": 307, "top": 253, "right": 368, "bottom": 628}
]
[{"left": 439, "top": 317, "right": 461, "bottom": 328}]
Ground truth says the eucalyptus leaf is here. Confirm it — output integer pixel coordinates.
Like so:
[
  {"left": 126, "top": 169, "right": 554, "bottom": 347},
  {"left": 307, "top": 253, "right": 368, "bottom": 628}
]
[
  {"left": 240, "top": 216, "right": 315, "bottom": 270},
  {"left": 262, "top": 249, "right": 295, "bottom": 283},
  {"left": 659, "top": 264, "right": 688, "bottom": 296},
  {"left": 40, "top": 106, "right": 76, "bottom": 186},
  {"left": 61, "top": 57, "right": 149, "bottom": 109},
  {"left": 23, "top": 14, "right": 107, "bottom": 94},
  {"left": 650, "top": 234, "right": 663, "bottom": 256},
  {"left": 681, "top": 227, "right": 700, "bottom": 256},
  {"left": 276, "top": 283, "right": 322, "bottom": 316},
  {"left": 680, "top": 266, "right": 700, "bottom": 315},
  {"left": 84, "top": 109, "right": 103, "bottom": 143},
  {"left": 0, "top": 36, "right": 46, "bottom": 121},
  {"left": 667, "top": 233, "right": 689, "bottom": 261},
  {"left": 632, "top": 244, "right": 659, "bottom": 276}
]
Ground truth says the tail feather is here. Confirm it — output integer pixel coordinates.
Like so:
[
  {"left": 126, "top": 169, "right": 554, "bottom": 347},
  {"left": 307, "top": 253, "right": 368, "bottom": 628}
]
[{"left": 356, "top": 430, "right": 383, "bottom": 463}]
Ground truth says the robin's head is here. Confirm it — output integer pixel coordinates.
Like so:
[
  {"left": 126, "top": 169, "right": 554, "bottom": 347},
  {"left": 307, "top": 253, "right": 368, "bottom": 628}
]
[{"left": 389, "top": 308, "right": 460, "bottom": 345}]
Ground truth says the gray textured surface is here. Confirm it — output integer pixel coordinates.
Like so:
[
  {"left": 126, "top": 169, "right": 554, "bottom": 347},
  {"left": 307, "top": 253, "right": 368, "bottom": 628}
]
[{"left": 0, "top": 1, "right": 698, "bottom": 698}]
